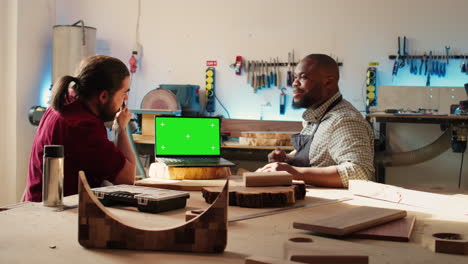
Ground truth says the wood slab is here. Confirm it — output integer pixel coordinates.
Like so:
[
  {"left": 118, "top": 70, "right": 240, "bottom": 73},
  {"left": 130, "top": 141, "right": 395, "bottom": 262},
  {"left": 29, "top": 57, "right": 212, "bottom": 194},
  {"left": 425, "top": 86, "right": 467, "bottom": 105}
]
[
  {"left": 284, "top": 237, "right": 369, "bottom": 264},
  {"left": 244, "top": 171, "right": 293, "bottom": 187},
  {"left": 221, "top": 119, "right": 302, "bottom": 138},
  {"left": 293, "top": 205, "right": 407, "bottom": 236},
  {"left": 136, "top": 178, "right": 231, "bottom": 191},
  {"left": 240, "top": 131, "right": 296, "bottom": 139},
  {"left": 433, "top": 233, "right": 468, "bottom": 255},
  {"left": 149, "top": 162, "right": 231, "bottom": 180},
  {"left": 349, "top": 216, "right": 416, "bottom": 242},
  {"left": 239, "top": 137, "right": 291, "bottom": 146},
  {"left": 245, "top": 256, "right": 303, "bottom": 264},
  {"left": 203, "top": 182, "right": 306, "bottom": 208},
  {"left": 239, "top": 131, "right": 296, "bottom": 146}
]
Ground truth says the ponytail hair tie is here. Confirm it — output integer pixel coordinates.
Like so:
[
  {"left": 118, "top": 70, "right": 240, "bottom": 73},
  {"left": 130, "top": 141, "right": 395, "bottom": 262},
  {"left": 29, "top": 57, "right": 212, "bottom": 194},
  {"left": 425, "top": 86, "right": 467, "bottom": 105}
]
[{"left": 72, "top": 77, "right": 81, "bottom": 87}]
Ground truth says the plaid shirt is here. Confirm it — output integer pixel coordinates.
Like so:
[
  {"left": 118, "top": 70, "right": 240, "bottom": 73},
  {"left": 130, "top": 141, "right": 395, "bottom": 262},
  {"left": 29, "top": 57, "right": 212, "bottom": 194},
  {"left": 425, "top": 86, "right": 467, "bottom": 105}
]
[{"left": 300, "top": 91, "right": 375, "bottom": 187}]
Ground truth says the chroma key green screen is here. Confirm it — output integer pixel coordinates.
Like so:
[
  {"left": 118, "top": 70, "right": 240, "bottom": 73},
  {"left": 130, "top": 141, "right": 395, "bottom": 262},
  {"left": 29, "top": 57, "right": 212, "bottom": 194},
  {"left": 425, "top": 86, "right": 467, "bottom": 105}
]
[{"left": 154, "top": 117, "right": 221, "bottom": 156}]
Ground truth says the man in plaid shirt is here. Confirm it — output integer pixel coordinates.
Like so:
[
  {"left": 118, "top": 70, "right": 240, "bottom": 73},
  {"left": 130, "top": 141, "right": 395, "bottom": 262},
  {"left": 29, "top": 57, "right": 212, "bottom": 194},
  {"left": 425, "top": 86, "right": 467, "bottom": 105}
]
[{"left": 257, "top": 54, "right": 374, "bottom": 188}]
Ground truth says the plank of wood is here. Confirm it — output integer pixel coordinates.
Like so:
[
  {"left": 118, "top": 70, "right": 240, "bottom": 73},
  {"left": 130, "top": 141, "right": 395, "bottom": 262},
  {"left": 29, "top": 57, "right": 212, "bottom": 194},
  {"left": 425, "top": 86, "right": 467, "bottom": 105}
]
[
  {"left": 290, "top": 255, "right": 369, "bottom": 264},
  {"left": 245, "top": 256, "right": 303, "bottom": 264},
  {"left": 239, "top": 137, "right": 292, "bottom": 146},
  {"left": 434, "top": 233, "right": 468, "bottom": 255},
  {"left": 293, "top": 205, "right": 407, "bottom": 236},
  {"left": 135, "top": 178, "right": 231, "bottom": 191},
  {"left": 349, "top": 216, "right": 416, "bottom": 242},
  {"left": 240, "top": 131, "right": 296, "bottom": 140},
  {"left": 221, "top": 119, "right": 302, "bottom": 138},
  {"left": 285, "top": 237, "right": 369, "bottom": 264},
  {"left": 203, "top": 182, "right": 306, "bottom": 208},
  {"left": 244, "top": 171, "right": 293, "bottom": 187}
]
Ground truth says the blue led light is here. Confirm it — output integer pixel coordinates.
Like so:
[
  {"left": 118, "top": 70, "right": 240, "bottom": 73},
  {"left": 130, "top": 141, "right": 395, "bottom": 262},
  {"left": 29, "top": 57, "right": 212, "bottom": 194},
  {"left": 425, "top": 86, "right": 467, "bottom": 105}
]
[{"left": 39, "top": 77, "right": 52, "bottom": 107}]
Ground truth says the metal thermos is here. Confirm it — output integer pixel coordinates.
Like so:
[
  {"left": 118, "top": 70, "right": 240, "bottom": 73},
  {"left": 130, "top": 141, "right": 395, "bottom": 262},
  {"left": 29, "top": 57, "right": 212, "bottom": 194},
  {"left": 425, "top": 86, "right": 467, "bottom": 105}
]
[{"left": 42, "top": 145, "right": 64, "bottom": 207}]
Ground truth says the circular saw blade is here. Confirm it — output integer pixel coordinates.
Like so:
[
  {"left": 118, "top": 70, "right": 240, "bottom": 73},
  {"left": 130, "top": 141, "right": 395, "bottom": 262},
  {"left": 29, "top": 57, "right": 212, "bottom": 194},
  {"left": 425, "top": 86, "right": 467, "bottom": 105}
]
[{"left": 140, "top": 88, "right": 180, "bottom": 110}]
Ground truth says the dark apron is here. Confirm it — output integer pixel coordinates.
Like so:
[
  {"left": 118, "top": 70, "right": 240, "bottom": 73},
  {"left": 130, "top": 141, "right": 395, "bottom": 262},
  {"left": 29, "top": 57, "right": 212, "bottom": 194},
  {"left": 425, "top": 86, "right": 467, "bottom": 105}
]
[{"left": 290, "top": 96, "right": 343, "bottom": 167}]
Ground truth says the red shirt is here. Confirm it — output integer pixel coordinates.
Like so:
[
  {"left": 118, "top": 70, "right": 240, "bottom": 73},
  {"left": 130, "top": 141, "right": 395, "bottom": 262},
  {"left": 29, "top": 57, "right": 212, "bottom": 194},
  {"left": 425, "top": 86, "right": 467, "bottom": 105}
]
[{"left": 25, "top": 101, "right": 125, "bottom": 202}]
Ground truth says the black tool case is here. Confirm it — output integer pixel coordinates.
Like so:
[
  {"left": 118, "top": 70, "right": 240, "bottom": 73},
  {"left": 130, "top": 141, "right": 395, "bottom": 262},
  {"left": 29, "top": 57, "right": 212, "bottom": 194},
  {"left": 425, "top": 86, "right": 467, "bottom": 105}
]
[{"left": 91, "top": 185, "right": 190, "bottom": 213}]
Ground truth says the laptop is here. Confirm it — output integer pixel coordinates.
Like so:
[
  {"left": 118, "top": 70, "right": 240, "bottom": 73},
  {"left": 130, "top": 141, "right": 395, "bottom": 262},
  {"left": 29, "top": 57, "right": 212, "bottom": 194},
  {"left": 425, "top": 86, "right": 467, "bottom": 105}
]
[{"left": 154, "top": 116, "right": 235, "bottom": 167}]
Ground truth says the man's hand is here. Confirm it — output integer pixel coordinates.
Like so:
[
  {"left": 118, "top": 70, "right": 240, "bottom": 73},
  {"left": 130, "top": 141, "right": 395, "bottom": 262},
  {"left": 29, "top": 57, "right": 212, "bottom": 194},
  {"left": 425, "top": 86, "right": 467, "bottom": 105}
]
[
  {"left": 115, "top": 103, "right": 132, "bottom": 129},
  {"left": 256, "top": 162, "right": 298, "bottom": 175},
  {"left": 268, "top": 149, "right": 288, "bottom": 163}
]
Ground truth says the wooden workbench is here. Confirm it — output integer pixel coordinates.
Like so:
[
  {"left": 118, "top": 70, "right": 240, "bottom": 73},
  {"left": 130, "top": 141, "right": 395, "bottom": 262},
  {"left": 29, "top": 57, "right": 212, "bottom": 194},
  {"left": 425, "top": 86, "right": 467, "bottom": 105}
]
[{"left": 1, "top": 178, "right": 468, "bottom": 263}]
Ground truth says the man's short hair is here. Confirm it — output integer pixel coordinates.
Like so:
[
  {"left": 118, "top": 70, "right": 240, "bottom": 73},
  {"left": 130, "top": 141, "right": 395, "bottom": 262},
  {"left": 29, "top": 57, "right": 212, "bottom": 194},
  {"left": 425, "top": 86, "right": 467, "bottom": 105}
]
[{"left": 303, "top": 54, "right": 339, "bottom": 81}]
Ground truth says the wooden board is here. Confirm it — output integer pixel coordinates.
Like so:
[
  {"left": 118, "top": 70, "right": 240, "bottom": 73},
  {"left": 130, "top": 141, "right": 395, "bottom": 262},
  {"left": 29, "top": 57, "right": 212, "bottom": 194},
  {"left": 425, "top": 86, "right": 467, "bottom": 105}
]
[
  {"left": 244, "top": 171, "right": 293, "bottom": 187},
  {"left": 433, "top": 233, "right": 468, "bottom": 255},
  {"left": 284, "top": 237, "right": 369, "bottom": 264},
  {"left": 135, "top": 178, "right": 232, "bottom": 191},
  {"left": 349, "top": 216, "right": 416, "bottom": 242},
  {"left": 245, "top": 256, "right": 303, "bottom": 264},
  {"left": 239, "top": 137, "right": 292, "bottom": 146},
  {"left": 78, "top": 171, "right": 228, "bottom": 253},
  {"left": 202, "top": 182, "right": 306, "bottom": 208},
  {"left": 149, "top": 162, "right": 231, "bottom": 180},
  {"left": 293, "top": 205, "right": 407, "bottom": 236},
  {"left": 240, "top": 131, "right": 296, "bottom": 140},
  {"left": 221, "top": 119, "right": 303, "bottom": 139}
]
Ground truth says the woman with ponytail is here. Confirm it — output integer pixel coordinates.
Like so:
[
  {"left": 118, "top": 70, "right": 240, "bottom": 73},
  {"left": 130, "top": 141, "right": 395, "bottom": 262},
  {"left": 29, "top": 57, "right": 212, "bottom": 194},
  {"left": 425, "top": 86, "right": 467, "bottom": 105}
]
[{"left": 25, "top": 55, "right": 136, "bottom": 202}]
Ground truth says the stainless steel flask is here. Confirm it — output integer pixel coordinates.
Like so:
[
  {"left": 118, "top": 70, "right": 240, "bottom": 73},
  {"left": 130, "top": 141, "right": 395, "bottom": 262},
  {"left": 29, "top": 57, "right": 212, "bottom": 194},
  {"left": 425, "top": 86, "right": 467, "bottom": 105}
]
[{"left": 42, "top": 145, "right": 64, "bottom": 207}]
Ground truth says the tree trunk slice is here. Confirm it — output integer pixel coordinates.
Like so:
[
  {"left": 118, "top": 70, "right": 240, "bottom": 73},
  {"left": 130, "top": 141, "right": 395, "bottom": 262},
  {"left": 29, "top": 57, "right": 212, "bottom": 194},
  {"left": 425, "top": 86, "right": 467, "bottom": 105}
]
[
  {"left": 202, "top": 181, "right": 306, "bottom": 208},
  {"left": 149, "top": 162, "right": 231, "bottom": 180}
]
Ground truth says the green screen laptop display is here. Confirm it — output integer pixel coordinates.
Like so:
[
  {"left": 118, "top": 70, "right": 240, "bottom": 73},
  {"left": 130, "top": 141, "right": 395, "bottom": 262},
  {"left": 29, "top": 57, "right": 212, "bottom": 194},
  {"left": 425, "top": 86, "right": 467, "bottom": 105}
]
[{"left": 154, "top": 117, "right": 221, "bottom": 157}]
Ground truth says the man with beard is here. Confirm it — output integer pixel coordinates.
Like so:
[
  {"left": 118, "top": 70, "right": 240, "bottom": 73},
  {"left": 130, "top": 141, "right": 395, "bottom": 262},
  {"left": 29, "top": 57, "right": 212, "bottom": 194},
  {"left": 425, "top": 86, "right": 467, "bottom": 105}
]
[
  {"left": 24, "top": 55, "right": 136, "bottom": 202},
  {"left": 257, "top": 54, "right": 374, "bottom": 188}
]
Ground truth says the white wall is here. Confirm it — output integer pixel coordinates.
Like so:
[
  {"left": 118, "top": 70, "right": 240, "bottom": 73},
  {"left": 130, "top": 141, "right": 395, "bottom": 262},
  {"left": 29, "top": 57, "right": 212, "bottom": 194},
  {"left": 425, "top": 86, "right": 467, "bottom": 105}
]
[
  {"left": 0, "top": 0, "right": 55, "bottom": 206},
  {"left": 0, "top": 0, "right": 18, "bottom": 205}
]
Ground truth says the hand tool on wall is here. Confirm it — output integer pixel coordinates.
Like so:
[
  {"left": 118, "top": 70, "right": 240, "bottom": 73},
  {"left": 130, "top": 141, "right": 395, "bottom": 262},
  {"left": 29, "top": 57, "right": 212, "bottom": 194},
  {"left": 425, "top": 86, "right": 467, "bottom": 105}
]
[
  {"left": 246, "top": 60, "right": 251, "bottom": 85},
  {"left": 392, "top": 37, "right": 401, "bottom": 80},
  {"left": 419, "top": 53, "right": 426, "bottom": 75},
  {"left": 265, "top": 61, "right": 273, "bottom": 88},
  {"left": 426, "top": 51, "right": 433, "bottom": 86},
  {"left": 261, "top": 60, "right": 266, "bottom": 88},
  {"left": 255, "top": 61, "right": 260, "bottom": 89},
  {"left": 424, "top": 53, "right": 429, "bottom": 75},
  {"left": 462, "top": 56, "right": 466, "bottom": 73},
  {"left": 252, "top": 61, "right": 257, "bottom": 91},
  {"left": 280, "top": 88, "right": 287, "bottom": 115},
  {"left": 445, "top": 46, "right": 450, "bottom": 64},
  {"left": 287, "top": 52, "right": 293, "bottom": 87},
  {"left": 409, "top": 56, "right": 416, "bottom": 74},
  {"left": 235, "top": 56, "right": 243, "bottom": 75},
  {"left": 403, "top": 36, "right": 409, "bottom": 65},
  {"left": 269, "top": 58, "right": 275, "bottom": 87},
  {"left": 398, "top": 36, "right": 405, "bottom": 68},
  {"left": 276, "top": 57, "right": 280, "bottom": 88}
]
